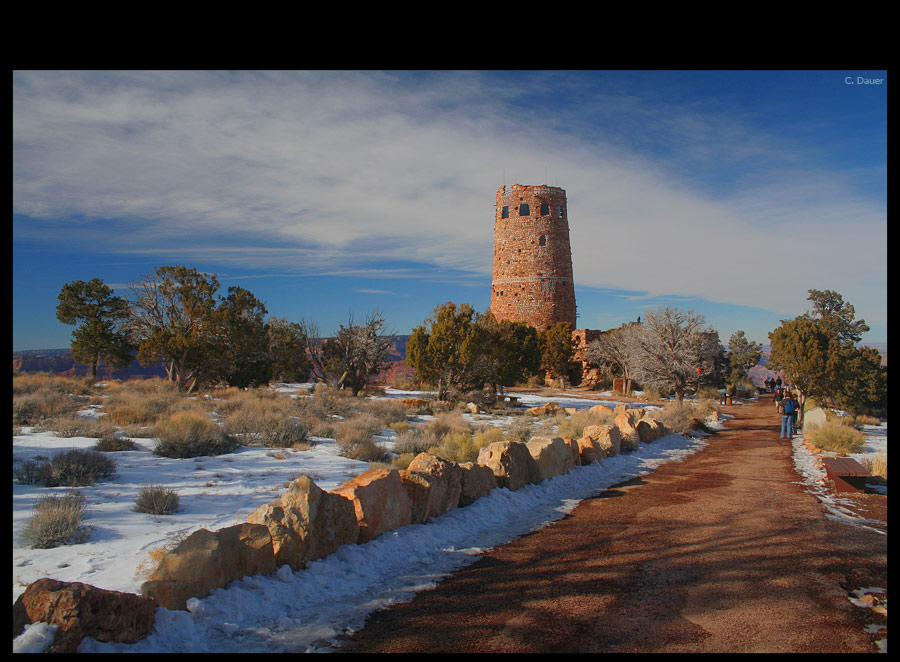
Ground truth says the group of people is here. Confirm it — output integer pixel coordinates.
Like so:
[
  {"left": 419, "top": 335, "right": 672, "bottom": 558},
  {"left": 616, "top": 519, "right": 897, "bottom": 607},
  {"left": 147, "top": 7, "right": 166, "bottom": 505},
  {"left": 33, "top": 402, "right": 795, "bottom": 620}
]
[
  {"left": 774, "top": 386, "right": 799, "bottom": 440},
  {"left": 764, "top": 376, "right": 782, "bottom": 392}
]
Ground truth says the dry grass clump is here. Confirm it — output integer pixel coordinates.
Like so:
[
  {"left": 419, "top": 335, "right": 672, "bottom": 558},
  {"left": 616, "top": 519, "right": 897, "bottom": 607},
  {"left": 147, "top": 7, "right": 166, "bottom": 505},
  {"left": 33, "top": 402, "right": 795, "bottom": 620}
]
[
  {"left": 805, "top": 423, "right": 866, "bottom": 455},
  {"left": 21, "top": 491, "right": 89, "bottom": 549},
  {"left": 544, "top": 406, "right": 613, "bottom": 439},
  {"left": 34, "top": 414, "right": 117, "bottom": 439},
  {"left": 153, "top": 409, "right": 240, "bottom": 458},
  {"left": 334, "top": 414, "right": 389, "bottom": 462},
  {"left": 862, "top": 454, "right": 887, "bottom": 480},
  {"left": 13, "top": 373, "right": 93, "bottom": 397},
  {"left": 223, "top": 397, "right": 311, "bottom": 448},
  {"left": 103, "top": 381, "right": 181, "bottom": 427},
  {"left": 13, "top": 390, "right": 82, "bottom": 427},
  {"left": 133, "top": 485, "right": 180, "bottom": 515}
]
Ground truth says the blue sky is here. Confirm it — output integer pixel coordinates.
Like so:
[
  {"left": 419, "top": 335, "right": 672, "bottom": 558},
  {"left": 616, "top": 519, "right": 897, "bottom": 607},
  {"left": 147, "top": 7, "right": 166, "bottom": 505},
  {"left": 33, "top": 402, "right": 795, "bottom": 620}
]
[{"left": 13, "top": 70, "right": 887, "bottom": 352}]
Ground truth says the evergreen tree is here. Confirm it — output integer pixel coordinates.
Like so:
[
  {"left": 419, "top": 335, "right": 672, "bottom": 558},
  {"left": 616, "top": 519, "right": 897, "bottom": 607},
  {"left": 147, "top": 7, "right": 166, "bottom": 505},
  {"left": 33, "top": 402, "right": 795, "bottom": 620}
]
[
  {"left": 406, "top": 302, "right": 486, "bottom": 400},
  {"left": 725, "top": 330, "right": 763, "bottom": 388},
  {"left": 211, "top": 286, "right": 272, "bottom": 388},
  {"left": 477, "top": 313, "right": 541, "bottom": 396},
  {"left": 798, "top": 289, "right": 870, "bottom": 345},
  {"left": 56, "top": 278, "right": 135, "bottom": 379},
  {"left": 127, "top": 266, "right": 220, "bottom": 392},
  {"left": 539, "top": 322, "right": 575, "bottom": 390},
  {"left": 266, "top": 317, "right": 312, "bottom": 383}
]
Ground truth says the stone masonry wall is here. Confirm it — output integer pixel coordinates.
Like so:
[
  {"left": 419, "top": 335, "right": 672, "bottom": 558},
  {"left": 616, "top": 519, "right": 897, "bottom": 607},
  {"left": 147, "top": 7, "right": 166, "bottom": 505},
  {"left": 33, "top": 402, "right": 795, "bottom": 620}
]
[{"left": 490, "top": 184, "right": 576, "bottom": 329}]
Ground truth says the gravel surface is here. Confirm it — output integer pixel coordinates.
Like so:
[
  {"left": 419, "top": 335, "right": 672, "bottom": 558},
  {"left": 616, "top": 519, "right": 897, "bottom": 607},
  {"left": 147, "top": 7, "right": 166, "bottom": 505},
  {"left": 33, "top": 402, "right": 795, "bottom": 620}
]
[{"left": 338, "top": 394, "right": 887, "bottom": 653}]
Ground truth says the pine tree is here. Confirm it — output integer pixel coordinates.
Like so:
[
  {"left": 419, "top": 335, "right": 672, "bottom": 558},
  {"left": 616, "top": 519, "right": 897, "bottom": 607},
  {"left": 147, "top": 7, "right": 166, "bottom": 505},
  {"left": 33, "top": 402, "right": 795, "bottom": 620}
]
[{"left": 56, "top": 278, "right": 135, "bottom": 379}]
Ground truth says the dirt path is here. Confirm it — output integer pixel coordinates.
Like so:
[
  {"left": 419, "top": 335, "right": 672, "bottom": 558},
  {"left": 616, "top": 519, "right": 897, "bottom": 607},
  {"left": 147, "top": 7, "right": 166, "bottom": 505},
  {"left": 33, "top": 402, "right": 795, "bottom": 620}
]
[{"left": 338, "top": 394, "right": 887, "bottom": 653}]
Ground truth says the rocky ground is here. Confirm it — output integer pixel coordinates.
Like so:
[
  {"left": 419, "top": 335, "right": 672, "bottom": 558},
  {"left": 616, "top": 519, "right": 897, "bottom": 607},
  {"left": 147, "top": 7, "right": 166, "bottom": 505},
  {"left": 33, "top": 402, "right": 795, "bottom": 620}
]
[{"left": 337, "top": 393, "right": 887, "bottom": 653}]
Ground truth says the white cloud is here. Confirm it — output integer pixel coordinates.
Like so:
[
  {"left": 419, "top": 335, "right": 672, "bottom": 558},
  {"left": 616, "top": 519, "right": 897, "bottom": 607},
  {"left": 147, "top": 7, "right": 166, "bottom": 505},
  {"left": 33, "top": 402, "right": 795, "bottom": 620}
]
[{"left": 13, "top": 70, "right": 886, "bottom": 329}]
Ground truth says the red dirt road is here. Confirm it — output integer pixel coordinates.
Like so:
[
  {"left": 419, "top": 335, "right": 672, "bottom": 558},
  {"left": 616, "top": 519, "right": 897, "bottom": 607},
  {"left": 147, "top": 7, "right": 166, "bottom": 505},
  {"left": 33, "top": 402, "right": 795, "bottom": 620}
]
[{"left": 338, "top": 394, "right": 887, "bottom": 653}]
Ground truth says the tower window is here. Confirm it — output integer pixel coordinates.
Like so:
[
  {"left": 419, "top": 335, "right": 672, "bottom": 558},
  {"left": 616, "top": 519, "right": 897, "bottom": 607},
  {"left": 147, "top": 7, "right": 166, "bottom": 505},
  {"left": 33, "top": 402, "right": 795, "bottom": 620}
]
[
  {"left": 501, "top": 206, "right": 509, "bottom": 218},
  {"left": 558, "top": 205, "right": 564, "bottom": 218},
  {"left": 539, "top": 235, "right": 546, "bottom": 246},
  {"left": 519, "top": 203, "right": 530, "bottom": 216},
  {"left": 540, "top": 203, "right": 549, "bottom": 216}
]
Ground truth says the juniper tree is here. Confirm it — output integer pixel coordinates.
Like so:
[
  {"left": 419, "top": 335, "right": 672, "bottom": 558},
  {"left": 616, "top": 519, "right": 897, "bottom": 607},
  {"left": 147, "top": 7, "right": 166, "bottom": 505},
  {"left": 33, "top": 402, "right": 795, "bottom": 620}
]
[
  {"left": 539, "top": 322, "right": 576, "bottom": 390},
  {"left": 56, "top": 278, "right": 135, "bottom": 380}
]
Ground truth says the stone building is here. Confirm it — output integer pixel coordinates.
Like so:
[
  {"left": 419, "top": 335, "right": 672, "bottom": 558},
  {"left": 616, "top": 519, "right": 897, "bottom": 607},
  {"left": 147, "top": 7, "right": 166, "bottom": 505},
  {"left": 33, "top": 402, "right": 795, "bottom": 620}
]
[{"left": 489, "top": 184, "right": 576, "bottom": 330}]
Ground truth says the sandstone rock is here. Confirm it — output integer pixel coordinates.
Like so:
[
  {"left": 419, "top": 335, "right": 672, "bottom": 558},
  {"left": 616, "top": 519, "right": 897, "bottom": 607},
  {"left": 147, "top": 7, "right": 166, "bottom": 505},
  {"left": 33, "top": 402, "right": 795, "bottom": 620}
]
[
  {"left": 588, "top": 403, "right": 614, "bottom": 417},
  {"left": 402, "top": 398, "right": 429, "bottom": 409},
  {"left": 576, "top": 436, "right": 603, "bottom": 464},
  {"left": 526, "top": 436, "right": 574, "bottom": 480},
  {"left": 526, "top": 401, "right": 563, "bottom": 416},
  {"left": 560, "top": 436, "right": 582, "bottom": 466},
  {"left": 332, "top": 468, "right": 412, "bottom": 543},
  {"left": 614, "top": 411, "right": 641, "bottom": 452},
  {"left": 582, "top": 424, "right": 621, "bottom": 458},
  {"left": 635, "top": 419, "right": 656, "bottom": 443},
  {"left": 465, "top": 402, "right": 481, "bottom": 415},
  {"left": 401, "top": 453, "right": 462, "bottom": 523},
  {"left": 14, "top": 578, "right": 157, "bottom": 653},
  {"left": 141, "top": 523, "right": 275, "bottom": 611},
  {"left": 248, "top": 475, "right": 358, "bottom": 571},
  {"left": 476, "top": 441, "right": 541, "bottom": 490},
  {"left": 458, "top": 461, "right": 497, "bottom": 506}
]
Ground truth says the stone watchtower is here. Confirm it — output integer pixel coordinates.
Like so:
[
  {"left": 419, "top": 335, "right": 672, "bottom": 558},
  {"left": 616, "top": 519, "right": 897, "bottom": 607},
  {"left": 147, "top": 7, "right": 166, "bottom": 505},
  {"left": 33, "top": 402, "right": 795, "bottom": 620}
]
[{"left": 490, "top": 184, "right": 576, "bottom": 329}]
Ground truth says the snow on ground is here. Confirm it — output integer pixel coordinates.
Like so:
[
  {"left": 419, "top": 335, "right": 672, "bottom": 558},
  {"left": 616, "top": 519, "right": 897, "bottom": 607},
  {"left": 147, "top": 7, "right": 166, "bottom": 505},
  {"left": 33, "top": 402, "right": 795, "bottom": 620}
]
[
  {"left": 790, "top": 420, "right": 887, "bottom": 533},
  {"left": 13, "top": 386, "right": 704, "bottom": 653},
  {"left": 12, "top": 386, "right": 886, "bottom": 653}
]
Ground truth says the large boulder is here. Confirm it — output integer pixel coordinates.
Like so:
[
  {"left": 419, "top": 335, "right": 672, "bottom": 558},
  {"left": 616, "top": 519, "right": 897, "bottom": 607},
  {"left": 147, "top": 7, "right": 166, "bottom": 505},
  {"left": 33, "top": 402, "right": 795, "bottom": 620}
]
[
  {"left": 247, "top": 475, "right": 358, "bottom": 571},
  {"left": 526, "top": 436, "right": 575, "bottom": 480},
  {"left": 476, "top": 441, "right": 541, "bottom": 490},
  {"left": 560, "top": 436, "right": 582, "bottom": 467},
  {"left": 141, "top": 523, "right": 275, "bottom": 611},
  {"left": 582, "top": 424, "right": 621, "bottom": 457},
  {"left": 526, "top": 401, "right": 563, "bottom": 416},
  {"left": 13, "top": 578, "right": 157, "bottom": 653},
  {"left": 614, "top": 411, "right": 641, "bottom": 452},
  {"left": 332, "top": 468, "right": 412, "bottom": 543},
  {"left": 400, "top": 453, "right": 463, "bottom": 524},
  {"left": 638, "top": 416, "right": 666, "bottom": 441},
  {"left": 458, "top": 461, "right": 497, "bottom": 506}
]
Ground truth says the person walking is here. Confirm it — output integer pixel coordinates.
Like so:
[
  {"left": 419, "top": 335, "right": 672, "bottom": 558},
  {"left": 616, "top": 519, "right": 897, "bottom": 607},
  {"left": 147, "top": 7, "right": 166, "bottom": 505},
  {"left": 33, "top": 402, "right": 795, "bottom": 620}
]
[
  {"left": 774, "top": 387, "right": 784, "bottom": 410},
  {"left": 781, "top": 391, "right": 797, "bottom": 439},
  {"left": 788, "top": 392, "right": 800, "bottom": 435}
]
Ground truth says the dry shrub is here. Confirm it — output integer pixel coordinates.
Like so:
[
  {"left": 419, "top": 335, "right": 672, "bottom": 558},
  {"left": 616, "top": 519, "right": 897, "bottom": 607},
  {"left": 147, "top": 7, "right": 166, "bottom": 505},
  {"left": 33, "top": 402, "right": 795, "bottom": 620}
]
[
  {"left": 506, "top": 416, "right": 535, "bottom": 442},
  {"left": 654, "top": 403, "right": 708, "bottom": 435},
  {"left": 93, "top": 435, "right": 137, "bottom": 452},
  {"left": 37, "top": 414, "right": 117, "bottom": 439},
  {"left": 104, "top": 381, "right": 181, "bottom": 426},
  {"left": 133, "top": 485, "right": 180, "bottom": 515},
  {"left": 13, "top": 373, "right": 92, "bottom": 397},
  {"left": 22, "top": 491, "right": 89, "bottom": 549},
  {"left": 13, "top": 390, "right": 81, "bottom": 426},
  {"left": 224, "top": 397, "right": 310, "bottom": 448},
  {"left": 16, "top": 449, "right": 118, "bottom": 487},
  {"left": 334, "top": 419, "right": 389, "bottom": 462},
  {"left": 805, "top": 423, "right": 866, "bottom": 455},
  {"left": 426, "top": 430, "right": 484, "bottom": 463},
  {"left": 863, "top": 454, "right": 887, "bottom": 480},
  {"left": 546, "top": 406, "right": 613, "bottom": 439},
  {"left": 154, "top": 409, "right": 240, "bottom": 458}
]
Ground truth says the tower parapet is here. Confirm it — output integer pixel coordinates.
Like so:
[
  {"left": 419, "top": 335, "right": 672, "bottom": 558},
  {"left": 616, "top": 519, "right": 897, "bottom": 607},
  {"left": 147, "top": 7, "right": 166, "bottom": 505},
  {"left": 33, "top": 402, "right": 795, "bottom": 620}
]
[{"left": 489, "top": 184, "right": 576, "bottom": 329}]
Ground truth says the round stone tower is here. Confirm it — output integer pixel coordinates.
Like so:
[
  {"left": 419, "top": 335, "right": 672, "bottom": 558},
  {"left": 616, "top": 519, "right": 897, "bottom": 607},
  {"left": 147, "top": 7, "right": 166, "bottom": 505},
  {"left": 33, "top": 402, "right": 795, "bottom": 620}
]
[{"left": 490, "top": 184, "right": 576, "bottom": 329}]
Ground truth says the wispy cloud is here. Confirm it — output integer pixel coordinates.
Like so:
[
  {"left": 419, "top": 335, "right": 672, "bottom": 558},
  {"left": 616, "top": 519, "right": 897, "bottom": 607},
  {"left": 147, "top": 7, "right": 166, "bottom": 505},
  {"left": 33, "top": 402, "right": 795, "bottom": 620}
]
[{"left": 13, "top": 70, "right": 886, "bottom": 330}]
